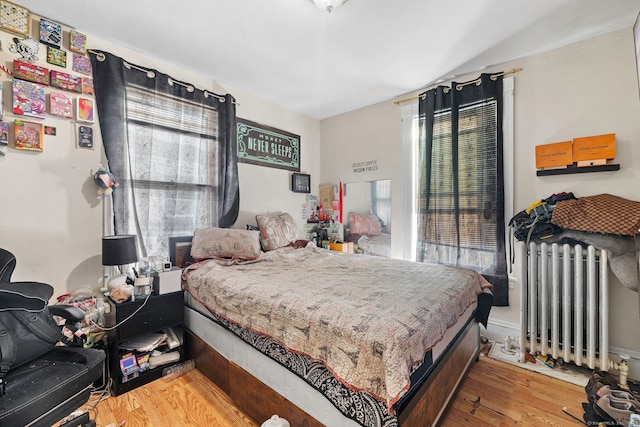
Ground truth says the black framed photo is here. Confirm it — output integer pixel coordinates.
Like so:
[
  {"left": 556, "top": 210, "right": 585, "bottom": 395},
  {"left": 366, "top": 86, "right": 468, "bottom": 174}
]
[
  {"left": 168, "top": 236, "right": 194, "bottom": 268},
  {"left": 291, "top": 173, "right": 311, "bottom": 193}
]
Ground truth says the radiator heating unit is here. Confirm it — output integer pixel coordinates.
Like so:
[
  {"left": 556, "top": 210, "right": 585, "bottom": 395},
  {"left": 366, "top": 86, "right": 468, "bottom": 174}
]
[{"left": 518, "top": 242, "right": 610, "bottom": 370}]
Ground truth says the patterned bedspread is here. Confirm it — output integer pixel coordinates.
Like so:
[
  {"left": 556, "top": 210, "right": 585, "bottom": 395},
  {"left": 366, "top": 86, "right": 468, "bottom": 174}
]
[{"left": 184, "top": 245, "right": 491, "bottom": 412}]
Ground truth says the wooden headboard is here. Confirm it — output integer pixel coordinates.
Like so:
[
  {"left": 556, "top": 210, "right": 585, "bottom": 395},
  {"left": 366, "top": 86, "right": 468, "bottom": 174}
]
[{"left": 169, "top": 236, "right": 194, "bottom": 268}]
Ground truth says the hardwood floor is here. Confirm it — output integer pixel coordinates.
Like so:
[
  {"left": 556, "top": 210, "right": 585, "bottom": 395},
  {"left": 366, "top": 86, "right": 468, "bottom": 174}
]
[{"left": 86, "top": 356, "right": 587, "bottom": 427}]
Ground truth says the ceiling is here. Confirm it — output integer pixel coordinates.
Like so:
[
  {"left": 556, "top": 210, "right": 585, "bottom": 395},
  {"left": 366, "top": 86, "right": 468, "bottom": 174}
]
[{"left": 18, "top": 0, "right": 640, "bottom": 119}]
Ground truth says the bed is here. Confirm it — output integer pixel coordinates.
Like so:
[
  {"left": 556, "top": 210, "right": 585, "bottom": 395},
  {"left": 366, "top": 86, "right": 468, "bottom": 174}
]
[{"left": 172, "top": 215, "right": 493, "bottom": 427}]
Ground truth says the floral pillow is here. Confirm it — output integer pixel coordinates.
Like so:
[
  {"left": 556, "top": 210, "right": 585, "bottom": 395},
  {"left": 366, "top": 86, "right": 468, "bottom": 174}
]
[
  {"left": 190, "top": 227, "right": 261, "bottom": 261},
  {"left": 349, "top": 212, "right": 382, "bottom": 236},
  {"left": 255, "top": 213, "right": 298, "bottom": 251}
]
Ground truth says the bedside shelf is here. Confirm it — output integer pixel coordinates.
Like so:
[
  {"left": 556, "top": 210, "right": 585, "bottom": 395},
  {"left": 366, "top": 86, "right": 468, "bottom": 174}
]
[
  {"left": 536, "top": 164, "right": 620, "bottom": 176},
  {"left": 107, "top": 291, "right": 184, "bottom": 396}
]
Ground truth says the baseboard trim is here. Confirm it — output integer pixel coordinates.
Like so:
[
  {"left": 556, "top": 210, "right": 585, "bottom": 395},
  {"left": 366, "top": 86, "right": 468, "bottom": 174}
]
[
  {"left": 482, "top": 318, "right": 519, "bottom": 343},
  {"left": 484, "top": 319, "right": 640, "bottom": 381}
]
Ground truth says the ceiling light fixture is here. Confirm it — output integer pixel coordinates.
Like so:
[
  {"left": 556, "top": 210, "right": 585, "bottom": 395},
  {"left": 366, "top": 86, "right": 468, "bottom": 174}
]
[{"left": 312, "top": 0, "right": 347, "bottom": 13}]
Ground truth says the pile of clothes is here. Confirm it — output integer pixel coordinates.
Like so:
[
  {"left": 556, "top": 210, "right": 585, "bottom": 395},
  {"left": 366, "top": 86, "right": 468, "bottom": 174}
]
[
  {"left": 509, "top": 192, "right": 640, "bottom": 291},
  {"left": 583, "top": 370, "right": 640, "bottom": 426}
]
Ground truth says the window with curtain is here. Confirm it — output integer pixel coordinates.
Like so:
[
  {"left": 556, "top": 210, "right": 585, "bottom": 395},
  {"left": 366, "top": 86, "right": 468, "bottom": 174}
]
[
  {"left": 124, "top": 86, "right": 220, "bottom": 256},
  {"left": 415, "top": 73, "right": 508, "bottom": 306},
  {"left": 90, "top": 51, "right": 239, "bottom": 258},
  {"left": 371, "top": 179, "right": 391, "bottom": 230}
]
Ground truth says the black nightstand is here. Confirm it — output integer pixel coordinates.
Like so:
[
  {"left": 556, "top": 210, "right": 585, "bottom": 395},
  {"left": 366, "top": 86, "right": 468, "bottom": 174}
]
[{"left": 107, "top": 291, "right": 184, "bottom": 396}]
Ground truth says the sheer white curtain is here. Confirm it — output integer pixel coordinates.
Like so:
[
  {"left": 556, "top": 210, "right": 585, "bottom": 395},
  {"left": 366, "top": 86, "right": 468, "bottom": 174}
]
[{"left": 90, "top": 51, "right": 239, "bottom": 257}]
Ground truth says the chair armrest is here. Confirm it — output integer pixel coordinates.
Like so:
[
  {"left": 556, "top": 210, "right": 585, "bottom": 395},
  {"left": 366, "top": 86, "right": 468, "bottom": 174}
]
[{"left": 50, "top": 304, "right": 85, "bottom": 322}]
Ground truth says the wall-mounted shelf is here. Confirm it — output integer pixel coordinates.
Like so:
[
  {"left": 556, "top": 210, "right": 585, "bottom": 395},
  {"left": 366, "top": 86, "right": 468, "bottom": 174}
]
[{"left": 536, "top": 164, "right": 620, "bottom": 176}]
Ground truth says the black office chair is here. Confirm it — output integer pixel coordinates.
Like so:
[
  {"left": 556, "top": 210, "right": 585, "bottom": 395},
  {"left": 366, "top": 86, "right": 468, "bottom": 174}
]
[{"left": 0, "top": 248, "right": 106, "bottom": 427}]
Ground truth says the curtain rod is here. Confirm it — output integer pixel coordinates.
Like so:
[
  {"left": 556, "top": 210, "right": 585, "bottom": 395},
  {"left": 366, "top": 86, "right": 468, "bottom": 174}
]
[
  {"left": 88, "top": 49, "right": 238, "bottom": 105},
  {"left": 393, "top": 67, "right": 522, "bottom": 105}
]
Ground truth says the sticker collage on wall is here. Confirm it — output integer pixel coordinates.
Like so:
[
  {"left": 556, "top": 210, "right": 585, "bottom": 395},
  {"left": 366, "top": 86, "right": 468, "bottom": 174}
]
[{"left": 0, "top": 3, "right": 95, "bottom": 156}]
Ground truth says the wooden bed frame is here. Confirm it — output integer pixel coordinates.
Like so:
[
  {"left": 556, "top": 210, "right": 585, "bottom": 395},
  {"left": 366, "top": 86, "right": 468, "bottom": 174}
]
[
  {"left": 172, "top": 235, "right": 480, "bottom": 426},
  {"left": 184, "top": 319, "right": 480, "bottom": 427}
]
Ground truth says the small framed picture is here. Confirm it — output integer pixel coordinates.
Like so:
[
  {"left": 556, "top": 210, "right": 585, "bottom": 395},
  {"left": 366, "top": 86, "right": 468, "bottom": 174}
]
[
  {"left": 0, "top": 121, "right": 8, "bottom": 145},
  {"left": 0, "top": 121, "right": 7, "bottom": 156},
  {"left": 12, "top": 79, "right": 46, "bottom": 119},
  {"left": 47, "top": 46, "right": 67, "bottom": 67},
  {"left": 0, "top": 82, "right": 4, "bottom": 121},
  {"left": 49, "top": 92, "right": 73, "bottom": 118},
  {"left": 0, "top": 0, "right": 30, "bottom": 36},
  {"left": 82, "top": 77, "right": 94, "bottom": 96},
  {"left": 39, "top": 18, "right": 62, "bottom": 47},
  {"left": 77, "top": 125, "right": 93, "bottom": 149},
  {"left": 72, "top": 53, "right": 92, "bottom": 75},
  {"left": 75, "top": 97, "right": 95, "bottom": 123},
  {"left": 69, "top": 30, "right": 87, "bottom": 54},
  {"left": 14, "top": 119, "right": 43, "bottom": 152},
  {"left": 291, "top": 173, "right": 311, "bottom": 193}
]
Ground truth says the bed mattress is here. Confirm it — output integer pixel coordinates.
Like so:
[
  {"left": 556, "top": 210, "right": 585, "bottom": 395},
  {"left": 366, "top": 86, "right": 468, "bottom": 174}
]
[
  {"left": 185, "top": 295, "right": 477, "bottom": 427},
  {"left": 183, "top": 246, "right": 491, "bottom": 418}
]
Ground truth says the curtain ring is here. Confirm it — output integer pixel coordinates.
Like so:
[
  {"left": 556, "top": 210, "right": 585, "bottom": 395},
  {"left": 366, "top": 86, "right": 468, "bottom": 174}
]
[
  {"left": 187, "top": 85, "right": 194, "bottom": 93},
  {"left": 476, "top": 80, "right": 481, "bottom": 86},
  {"left": 490, "top": 75, "right": 498, "bottom": 81},
  {"left": 96, "top": 52, "right": 106, "bottom": 62},
  {"left": 443, "top": 87, "right": 450, "bottom": 94},
  {"left": 168, "top": 77, "right": 174, "bottom": 86},
  {"left": 456, "top": 84, "right": 463, "bottom": 91},
  {"left": 219, "top": 97, "right": 226, "bottom": 103}
]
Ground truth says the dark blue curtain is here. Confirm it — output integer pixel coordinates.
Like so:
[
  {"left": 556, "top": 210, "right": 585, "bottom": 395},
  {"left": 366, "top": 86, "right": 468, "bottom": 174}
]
[
  {"left": 417, "top": 73, "right": 508, "bottom": 306},
  {"left": 89, "top": 51, "right": 239, "bottom": 256}
]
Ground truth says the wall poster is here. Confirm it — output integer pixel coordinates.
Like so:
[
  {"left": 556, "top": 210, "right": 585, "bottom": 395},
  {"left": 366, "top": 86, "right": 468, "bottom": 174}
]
[{"left": 236, "top": 118, "right": 300, "bottom": 171}]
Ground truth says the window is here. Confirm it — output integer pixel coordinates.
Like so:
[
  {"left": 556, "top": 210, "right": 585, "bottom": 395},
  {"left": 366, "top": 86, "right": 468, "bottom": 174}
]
[
  {"left": 371, "top": 179, "right": 391, "bottom": 230},
  {"left": 91, "top": 51, "right": 239, "bottom": 259},
  {"left": 416, "top": 99, "right": 499, "bottom": 268},
  {"left": 402, "top": 75, "right": 514, "bottom": 306},
  {"left": 123, "top": 85, "right": 220, "bottom": 256}
]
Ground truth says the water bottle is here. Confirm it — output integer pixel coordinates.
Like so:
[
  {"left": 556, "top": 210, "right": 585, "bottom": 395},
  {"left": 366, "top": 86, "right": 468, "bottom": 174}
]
[{"left": 162, "top": 359, "right": 195, "bottom": 380}]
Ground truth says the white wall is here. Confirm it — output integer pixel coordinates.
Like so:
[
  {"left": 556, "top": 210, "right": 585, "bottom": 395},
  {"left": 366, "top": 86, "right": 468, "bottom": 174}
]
[
  {"left": 320, "top": 101, "right": 404, "bottom": 257},
  {"left": 320, "top": 28, "right": 640, "bottom": 355},
  {"left": 0, "top": 13, "right": 320, "bottom": 300}
]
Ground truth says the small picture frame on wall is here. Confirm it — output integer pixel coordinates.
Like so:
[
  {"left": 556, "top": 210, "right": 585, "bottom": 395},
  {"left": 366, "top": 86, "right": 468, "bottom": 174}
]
[
  {"left": 291, "top": 173, "right": 311, "bottom": 193},
  {"left": 0, "top": 0, "right": 30, "bottom": 36},
  {"left": 12, "top": 79, "right": 46, "bottom": 119},
  {"left": 39, "top": 18, "right": 62, "bottom": 47},
  {"left": 14, "top": 119, "right": 43, "bottom": 152},
  {"left": 77, "top": 125, "right": 93, "bottom": 149},
  {"left": 75, "top": 96, "right": 94, "bottom": 123},
  {"left": 72, "top": 53, "right": 92, "bottom": 75},
  {"left": 69, "top": 29, "right": 87, "bottom": 54},
  {"left": 47, "top": 46, "right": 67, "bottom": 67},
  {"left": 49, "top": 92, "right": 73, "bottom": 118}
]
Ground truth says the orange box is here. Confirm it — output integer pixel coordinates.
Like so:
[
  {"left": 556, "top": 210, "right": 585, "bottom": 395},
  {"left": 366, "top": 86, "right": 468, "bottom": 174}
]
[
  {"left": 573, "top": 133, "right": 615, "bottom": 163},
  {"left": 535, "top": 141, "right": 573, "bottom": 169},
  {"left": 329, "top": 242, "right": 354, "bottom": 253}
]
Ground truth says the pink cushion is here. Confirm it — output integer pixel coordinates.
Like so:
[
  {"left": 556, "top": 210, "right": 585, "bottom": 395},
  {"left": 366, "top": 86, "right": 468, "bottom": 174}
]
[
  {"left": 191, "top": 227, "right": 261, "bottom": 261},
  {"left": 255, "top": 213, "right": 298, "bottom": 251},
  {"left": 349, "top": 212, "right": 382, "bottom": 236}
]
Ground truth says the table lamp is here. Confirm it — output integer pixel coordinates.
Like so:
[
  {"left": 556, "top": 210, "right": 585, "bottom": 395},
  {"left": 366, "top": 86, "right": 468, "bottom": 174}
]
[{"left": 102, "top": 234, "right": 138, "bottom": 290}]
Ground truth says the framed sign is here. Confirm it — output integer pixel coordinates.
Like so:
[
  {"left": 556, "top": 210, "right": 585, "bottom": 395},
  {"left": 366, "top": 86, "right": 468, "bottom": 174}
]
[
  {"left": 0, "top": 0, "right": 29, "bottom": 36},
  {"left": 237, "top": 118, "right": 300, "bottom": 171}
]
